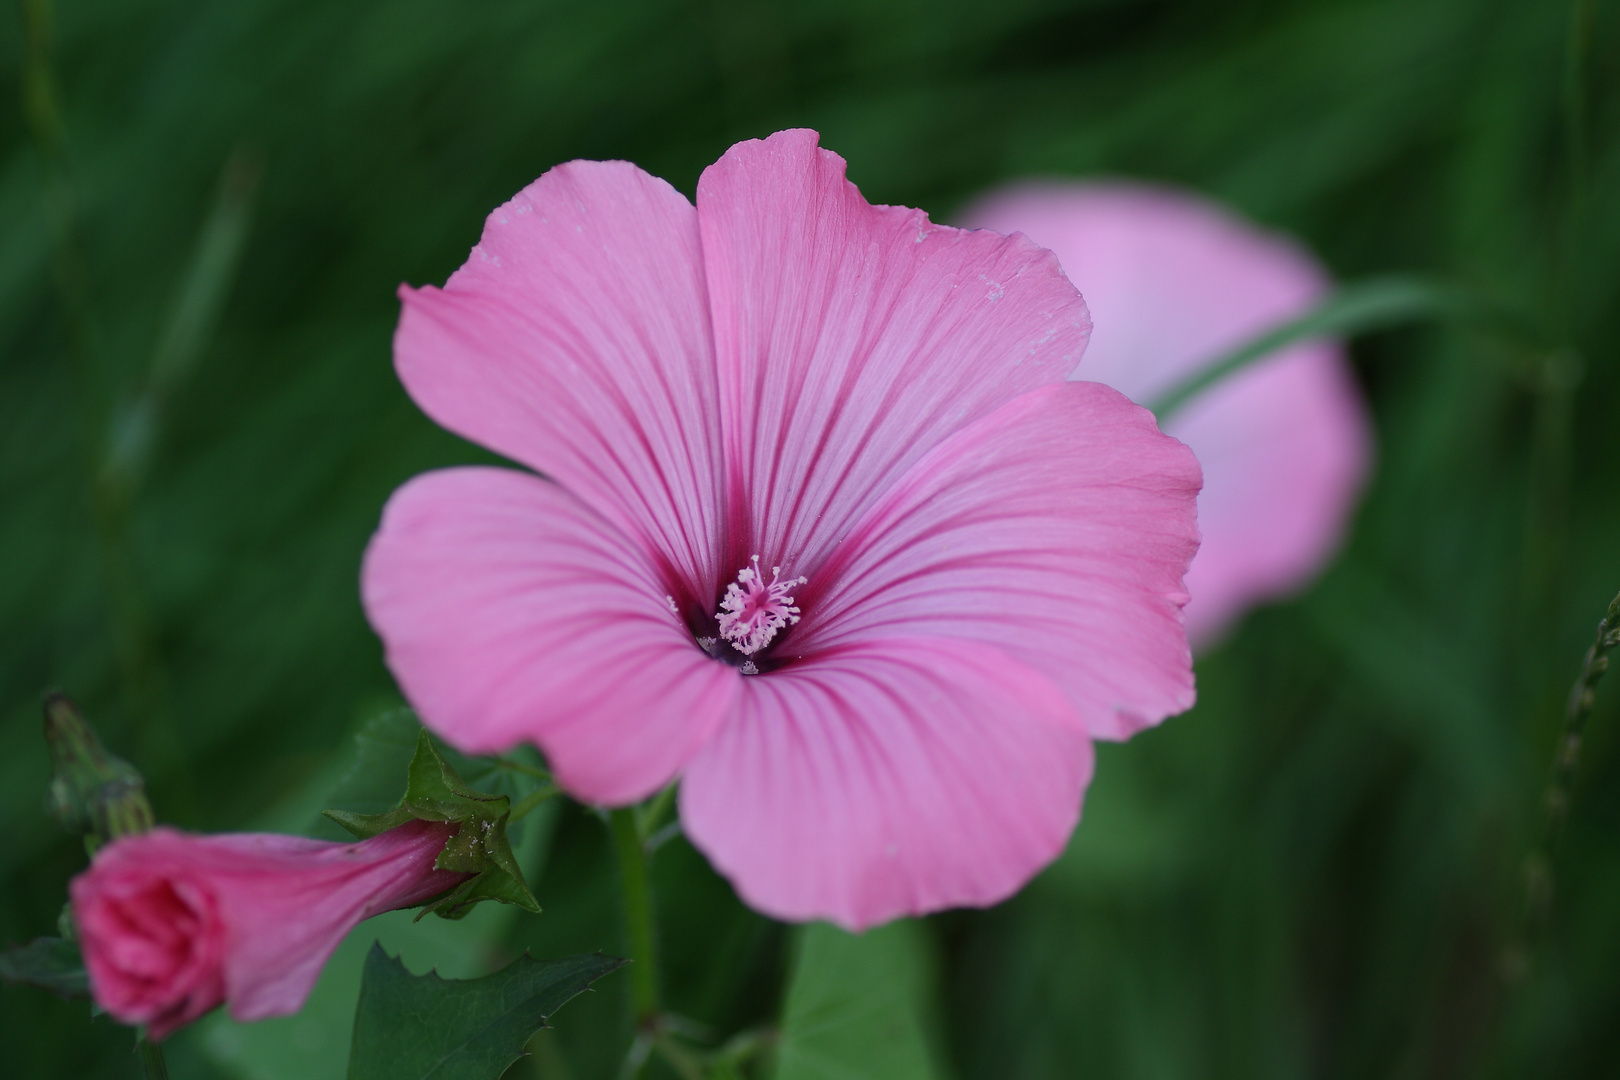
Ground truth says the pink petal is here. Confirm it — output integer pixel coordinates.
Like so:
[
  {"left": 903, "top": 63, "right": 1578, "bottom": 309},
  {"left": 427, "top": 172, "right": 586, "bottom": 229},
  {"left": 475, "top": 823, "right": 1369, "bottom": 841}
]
[
  {"left": 680, "top": 637, "right": 1092, "bottom": 930},
  {"left": 959, "top": 182, "right": 1370, "bottom": 645},
  {"left": 216, "top": 822, "right": 458, "bottom": 1020},
  {"left": 789, "top": 381, "right": 1201, "bottom": 742},
  {"left": 696, "top": 129, "right": 1092, "bottom": 576},
  {"left": 361, "top": 467, "right": 738, "bottom": 804},
  {"left": 394, "top": 159, "right": 725, "bottom": 599}
]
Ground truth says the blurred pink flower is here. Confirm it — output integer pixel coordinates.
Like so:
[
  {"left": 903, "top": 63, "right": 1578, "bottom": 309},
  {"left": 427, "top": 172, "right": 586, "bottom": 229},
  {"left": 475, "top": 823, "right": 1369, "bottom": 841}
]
[
  {"left": 960, "top": 183, "right": 1371, "bottom": 646},
  {"left": 71, "top": 820, "right": 463, "bottom": 1039},
  {"left": 362, "top": 130, "right": 1201, "bottom": 929}
]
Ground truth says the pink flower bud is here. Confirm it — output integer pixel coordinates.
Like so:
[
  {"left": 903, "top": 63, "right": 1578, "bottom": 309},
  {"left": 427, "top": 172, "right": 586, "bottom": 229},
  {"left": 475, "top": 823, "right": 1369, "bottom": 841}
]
[{"left": 70, "top": 819, "right": 466, "bottom": 1040}]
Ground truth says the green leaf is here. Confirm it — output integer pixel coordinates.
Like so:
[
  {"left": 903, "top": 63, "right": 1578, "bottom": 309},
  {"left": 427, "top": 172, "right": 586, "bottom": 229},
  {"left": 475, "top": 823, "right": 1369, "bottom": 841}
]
[
  {"left": 0, "top": 936, "right": 89, "bottom": 999},
  {"left": 345, "top": 943, "right": 624, "bottom": 1080},
  {"left": 324, "top": 730, "right": 540, "bottom": 919},
  {"left": 772, "top": 921, "right": 949, "bottom": 1080}
]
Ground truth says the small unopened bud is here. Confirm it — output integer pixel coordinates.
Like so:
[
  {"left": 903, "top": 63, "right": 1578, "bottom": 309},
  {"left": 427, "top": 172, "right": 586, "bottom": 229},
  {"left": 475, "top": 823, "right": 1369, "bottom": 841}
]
[{"left": 43, "top": 693, "right": 154, "bottom": 849}]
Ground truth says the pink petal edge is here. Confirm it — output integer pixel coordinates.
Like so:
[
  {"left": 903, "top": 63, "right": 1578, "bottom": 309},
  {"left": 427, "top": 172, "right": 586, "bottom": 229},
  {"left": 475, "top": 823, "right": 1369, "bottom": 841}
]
[{"left": 680, "top": 637, "right": 1093, "bottom": 930}]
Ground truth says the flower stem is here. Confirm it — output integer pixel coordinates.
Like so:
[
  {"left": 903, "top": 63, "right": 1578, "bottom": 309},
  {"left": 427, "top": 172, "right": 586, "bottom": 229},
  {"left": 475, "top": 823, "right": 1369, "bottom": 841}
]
[
  {"left": 508, "top": 783, "right": 560, "bottom": 822},
  {"left": 609, "top": 807, "right": 661, "bottom": 1028},
  {"left": 1561, "top": 0, "right": 1592, "bottom": 209},
  {"left": 636, "top": 782, "right": 678, "bottom": 840},
  {"left": 497, "top": 757, "right": 554, "bottom": 783},
  {"left": 135, "top": 1035, "right": 169, "bottom": 1080},
  {"left": 1146, "top": 275, "right": 1448, "bottom": 420}
]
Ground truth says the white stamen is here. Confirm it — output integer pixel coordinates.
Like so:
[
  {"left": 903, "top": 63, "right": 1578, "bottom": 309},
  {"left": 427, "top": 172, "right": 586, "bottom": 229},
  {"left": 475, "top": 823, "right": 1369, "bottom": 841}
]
[{"left": 716, "top": 555, "right": 807, "bottom": 656}]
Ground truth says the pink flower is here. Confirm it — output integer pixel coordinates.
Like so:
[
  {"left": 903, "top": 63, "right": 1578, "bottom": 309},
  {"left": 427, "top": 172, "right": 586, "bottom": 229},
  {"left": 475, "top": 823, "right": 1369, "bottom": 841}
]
[
  {"left": 70, "top": 820, "right": 464, "bottom": 1039},
  {"left": 960, "top": 183, "right": 1371, "bottom": 646},
  {"left": 362, "top": 130, "right": 1201, "bottom": 930}
]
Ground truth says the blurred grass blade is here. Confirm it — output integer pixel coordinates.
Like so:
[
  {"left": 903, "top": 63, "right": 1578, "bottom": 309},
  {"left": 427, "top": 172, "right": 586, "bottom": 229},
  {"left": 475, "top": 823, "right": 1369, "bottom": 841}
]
[
  {"left": 1147, "top": 275, "right": 1447, "bottom": 419},
  {"left": 150, "top": 149, "right": 259, "bottom": 394},
  {"left": 20, "top": 0, "right": 68, "bottom": 155},
  {"left": 105, "top": 148, "right": 260, "bottom": 487}
]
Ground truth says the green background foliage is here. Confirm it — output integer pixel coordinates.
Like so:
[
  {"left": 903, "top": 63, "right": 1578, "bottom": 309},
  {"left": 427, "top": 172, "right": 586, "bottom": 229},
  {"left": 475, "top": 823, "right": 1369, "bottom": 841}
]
[{"left": 2, "top": 0, "right": 1618, "bottom": 1076}]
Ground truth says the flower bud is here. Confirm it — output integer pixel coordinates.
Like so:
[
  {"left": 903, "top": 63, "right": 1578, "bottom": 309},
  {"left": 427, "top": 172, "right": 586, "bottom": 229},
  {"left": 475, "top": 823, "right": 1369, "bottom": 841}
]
[
  {"left": 70, "top": 819, "right": 467, "bottom": 1039},
  {"left": 43, "top": 693, "right": 153, "bottom": 847}
]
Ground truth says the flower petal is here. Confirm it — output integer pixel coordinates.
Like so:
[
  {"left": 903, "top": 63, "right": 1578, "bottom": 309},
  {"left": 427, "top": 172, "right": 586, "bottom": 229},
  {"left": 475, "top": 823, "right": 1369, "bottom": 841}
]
[
  {"left": 361, "top": 466, "right": 738, "bottom": 804},
  {"left": 960, "top": 182, "right": 1370, "bottom": 644},
  {"left": 789, "top": 381, "right": 1200, "bottom": 741},
  {"left": 680, "top": 638, "right": 1092, "bottom": 930},
  {"left": 696, "top": 129, "right": 1091, "bottom": 576},
  {"left": 394, "top": 159, "right": 724, "bottom": 600},
  {"left": 218, "top": 822, "right": 460, "bottom": 1021}
]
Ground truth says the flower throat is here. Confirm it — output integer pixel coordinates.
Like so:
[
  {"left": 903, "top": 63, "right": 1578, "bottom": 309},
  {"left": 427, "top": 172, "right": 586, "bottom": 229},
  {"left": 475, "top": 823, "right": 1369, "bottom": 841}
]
[{"left": 703, "top": 555, "right": 806, "bottom": 671}]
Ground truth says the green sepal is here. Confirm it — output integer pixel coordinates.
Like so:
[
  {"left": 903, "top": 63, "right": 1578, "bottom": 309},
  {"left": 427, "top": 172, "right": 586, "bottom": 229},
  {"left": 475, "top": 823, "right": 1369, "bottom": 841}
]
[
  {"left": 412, "top": 844, "right": 538, "bottom": 922},
  {"left": 0, "top": 937, "right": 90, "bottom": 999},
  {"left": 322, "top": 806, "right": 415, "bottom": 840},
  {"left": 43, "top": 693, "right": 154, "bottom": 850},
  {"left": 323, "top": 731, "right": 540, "bottom": 918}
]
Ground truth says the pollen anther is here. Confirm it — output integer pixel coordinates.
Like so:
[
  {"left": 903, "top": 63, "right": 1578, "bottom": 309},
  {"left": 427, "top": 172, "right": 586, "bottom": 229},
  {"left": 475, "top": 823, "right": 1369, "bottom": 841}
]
[{"left": 716, "top": 555, "right": 807, "bottom": 656}]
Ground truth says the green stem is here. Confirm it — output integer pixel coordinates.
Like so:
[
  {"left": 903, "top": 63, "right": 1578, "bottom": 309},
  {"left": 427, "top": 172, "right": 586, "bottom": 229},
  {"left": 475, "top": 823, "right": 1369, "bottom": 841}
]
[
  {"left": 1145, "top": 275, "right": 1450, "bottom": 420},
  {"left": 636, "top": 782, "right": 678, "bottom": 841},
  {"left": 509, "top": 784, "right": 560, "bottom": 822},
  {"left": 651, "top": 1033, "right": 706, "bottom": 1080},
  {"left": 136, "top": 1035, "right": 169, "bottom": 1080},
  {"left": 1545, "top": 591, "right": 1620, "bottom": 846},
  {"left": 609, "top": 807, "right": 661, "bottom": 1028},
  {"left": 1561, "top": 0, "right": 1592, "bottom": 208},
  {"left": 1521, "top": 0, "right": 1595, "bottom": 629},
  {"left": 498, "top": 757, "right": 554, "bottom": 782},
  {"left": 713, "top": 1026, "right": 775, "bottom": 1068}
]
